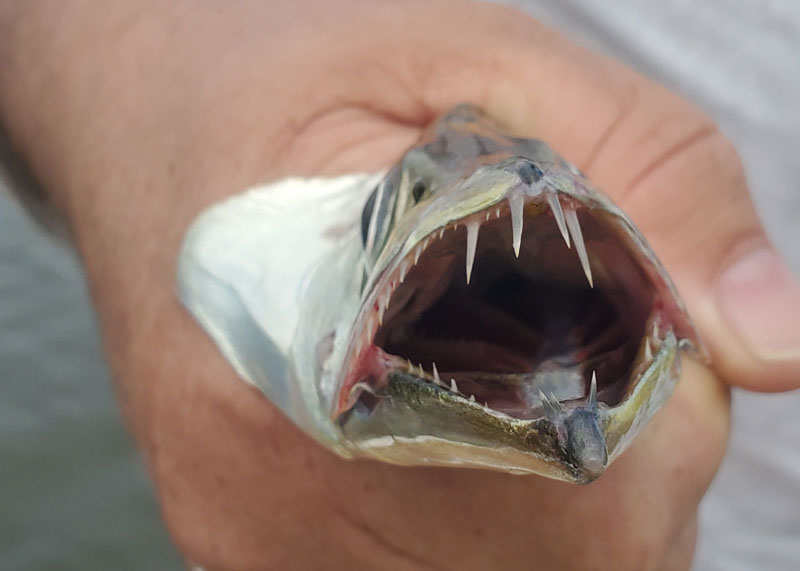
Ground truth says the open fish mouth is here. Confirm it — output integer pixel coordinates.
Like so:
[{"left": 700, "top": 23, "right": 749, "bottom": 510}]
[
  {"left": 337, "top": 155, "right": 695, "bottom": 482},
  {"left": 350, "top": 189, "right": 665, "bottom": 406},
  {"left": 176, "top": 104, "right": 699, "bottom": 484}
]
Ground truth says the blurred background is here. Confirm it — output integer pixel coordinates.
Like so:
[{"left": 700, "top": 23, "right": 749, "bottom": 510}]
[
  {"left": 0, "top": 201, "right": 182, "bottom": 568},
  {"left": 1, "top": 1, "right": 798, "bottom": 569}
]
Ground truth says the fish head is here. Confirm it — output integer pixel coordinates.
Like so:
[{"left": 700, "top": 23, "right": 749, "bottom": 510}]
[{"left": 333, "top": 105, "right": 701, "bottom": 483}]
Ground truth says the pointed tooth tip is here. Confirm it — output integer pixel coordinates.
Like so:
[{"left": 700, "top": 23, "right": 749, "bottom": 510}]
[
  {"left": 538, "top": 389, "right": 549, "bottom": 405},
  {"left": 465, "top": 222, "right": 480, "bottom": 284},
  {"left": 547, "top": 192, "right": 571, "bottom": 249},
  {"left": 509, "top": 194, "right": 524, "bottom": 258},
  {"left": 432, "top": 362, "right": 440, "bottom": 382},
  {"left": 550, "top": 393, "right": 566, "bottom": 413},
  {"left": 450, "top": 378, "right": 459, "bottom": 393},
  {"left": 564, "top": 207, "right": 593, "bottom": 288}
]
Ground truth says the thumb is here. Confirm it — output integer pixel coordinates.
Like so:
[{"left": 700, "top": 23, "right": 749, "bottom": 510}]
[
  {"left": 631, "top": 127, "right": 800, "bottom": 393},
  {"left": 343, "top": 1, "right": 800, "bottom": 392},
  {"left": 549, "top": 87, "right": 800, "bottom": 393},
  {"left": 469, "top": 28, "right": 800, "bottom": 392},
  {"left": 702, "top": 239, "right": 800, "bottom": 392}
]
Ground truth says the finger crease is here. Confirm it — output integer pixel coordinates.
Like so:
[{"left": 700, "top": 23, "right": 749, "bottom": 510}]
[
  {"left": 332, "top": 504, "right": 447, "bottom": 571},
  {"left": 580, "top": 92, "right": 637, "bottom": 174},
  {"left": 621, "top": 124, "right": 719, "bottom": 202}
]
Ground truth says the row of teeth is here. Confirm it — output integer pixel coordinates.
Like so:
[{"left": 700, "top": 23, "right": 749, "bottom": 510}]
[
  {"left": 386, "top": 190, "right": 595, "bottom": 292},
  {"left": 488, "top": 190, "right": 593, "bottom": 287},
  {"left": 409, "top": 360, "right": 602, "bottom": 414},
  {"left": 358, "top": 191, "right": 595, "bottom": 357},
  {"left": 368, "top": 207, "right": 506, "bottom": 335},
  {"left": 406, "top": 359, "right": 488, "bottom": 407}
]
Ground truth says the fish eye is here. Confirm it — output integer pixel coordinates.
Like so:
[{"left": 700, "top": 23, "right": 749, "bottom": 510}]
[{"left": 411, "top": 181, "right": 426, "bottom": 203}]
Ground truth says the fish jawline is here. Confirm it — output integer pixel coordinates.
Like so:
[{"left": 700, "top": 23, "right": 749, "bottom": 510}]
[{"left": 336, "top": 189, "right": 686, "bottom": 481}]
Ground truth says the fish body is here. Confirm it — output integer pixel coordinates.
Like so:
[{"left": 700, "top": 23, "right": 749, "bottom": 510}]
[{"left": 177, "top": 104, "right": 700, "bottom": 483}]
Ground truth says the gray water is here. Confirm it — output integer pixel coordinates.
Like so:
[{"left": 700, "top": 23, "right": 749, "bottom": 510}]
[
  {"left": 2, "top": 1, "right": 800, "bottom": 569},
  {"left": 0, "top": 196, "right": 182, "bottom": 570}
]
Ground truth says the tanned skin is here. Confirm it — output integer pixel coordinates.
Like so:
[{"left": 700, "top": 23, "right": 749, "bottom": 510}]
[{"left": 2, "top": 2, "right": 799, "bottom": 569}]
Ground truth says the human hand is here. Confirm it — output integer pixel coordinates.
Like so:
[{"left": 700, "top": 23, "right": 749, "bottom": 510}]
[{"left": 3, "top": 1, "right": 798, "bottom": 569}]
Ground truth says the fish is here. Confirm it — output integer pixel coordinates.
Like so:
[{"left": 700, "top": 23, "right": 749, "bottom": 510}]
[{"left": 176, "top": 104, "right": 702, "bottom": 483}]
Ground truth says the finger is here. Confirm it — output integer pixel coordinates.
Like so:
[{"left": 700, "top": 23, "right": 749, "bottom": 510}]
[{"left": 402, "top": 3, "right": 800, "bottom": 391}]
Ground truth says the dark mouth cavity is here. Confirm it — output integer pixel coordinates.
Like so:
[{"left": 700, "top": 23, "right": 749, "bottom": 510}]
[{"left": 371, "top": 204, "right": 654, "bottom": 420}]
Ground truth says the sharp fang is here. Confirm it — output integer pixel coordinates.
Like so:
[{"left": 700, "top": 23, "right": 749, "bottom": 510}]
[
  {"left": 509, "top": 194, "right": 524, "bottom": 257},
  {"left": 399, "top": 262, "right": 408, "bottom": 283},
  {"left": 546, "top": 192, "right": 571, "bottom": 248},
  {"left": 438, "top": 228, "right": 445, "bottom": 240},
  {"left": 418, "top": 363, "right": 425, "bottom": 376},
  {"left": 539, "top": 389, "right": 566, "bottom": 418},
  {"left": 644, "top": 338, "right": 653, "bottom": 361},
  {"left": 564, "top": 207, "right": 593, "bottom": 288},
  {"left": 469, "top": 394, "right": 476, "bottom": 403},
  {"left": 406, "top": 359, "right": 413, "bottom": 370},
  {"left": 588, "top": 371, "right": 597, "bottom": 407},
  {"left": 465, "top": 221, "right": 480, "bottom": 284},
  {"left": 653, "top": 320, "right": 661, "bottom": 340},
  {"left": 538, "top": 389, "right": 556, "bottom": 416},
  {"left": 450, "top": 378, "right": 459, "bottom": 393},
  {"left": 432, "top": 362, "right": 441, "bottom": 383},
  {"left": 495, "top": 207, "right": 501, "bottom": 219},
  {"left": 414, "top": 246, "right": 422, "bottom": 265},
  {"left": 485, "top": 212, "right": 490, "bottom": 221}
]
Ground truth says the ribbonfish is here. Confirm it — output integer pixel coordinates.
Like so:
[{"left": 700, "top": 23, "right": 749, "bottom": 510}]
[{"left": 177, "top": 104, "right": 701, "bottom": 483}]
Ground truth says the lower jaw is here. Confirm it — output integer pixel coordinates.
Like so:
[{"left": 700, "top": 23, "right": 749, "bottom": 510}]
[
  {"left": 339, "top": 369, "right": 582, "bottom": 481},
  {"left": 337, "top": 326, "right": 680, "bottom": 483},
  {"left": 343, "top": 305, "right": 668, "bottom": 422}
]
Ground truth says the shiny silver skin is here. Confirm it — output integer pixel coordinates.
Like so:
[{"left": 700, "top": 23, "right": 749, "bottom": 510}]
[{"left": 177, "top": 104, "right": 700, "bottom": 483}]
